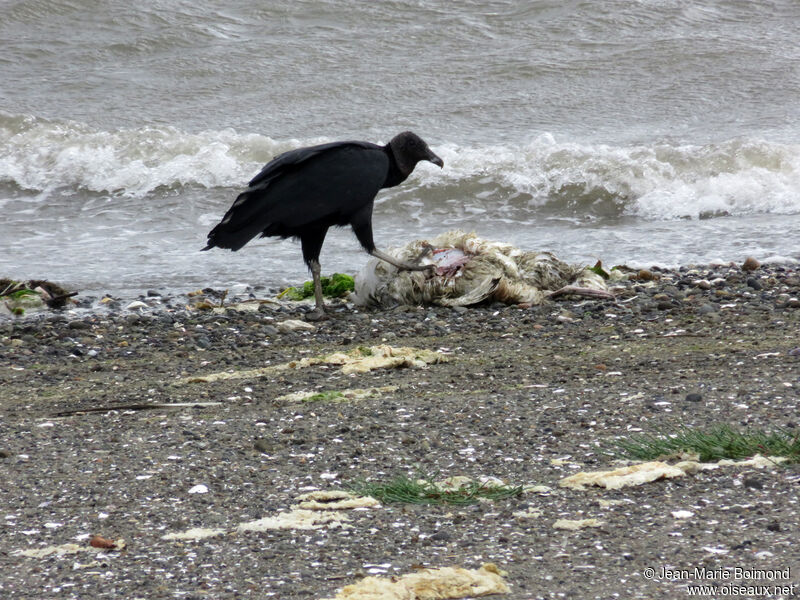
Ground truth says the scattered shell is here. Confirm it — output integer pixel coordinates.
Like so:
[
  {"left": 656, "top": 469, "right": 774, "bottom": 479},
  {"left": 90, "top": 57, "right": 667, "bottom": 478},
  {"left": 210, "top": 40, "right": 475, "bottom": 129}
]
[{"left": 671, "top": 510, "right": 695, "bottom": 519}]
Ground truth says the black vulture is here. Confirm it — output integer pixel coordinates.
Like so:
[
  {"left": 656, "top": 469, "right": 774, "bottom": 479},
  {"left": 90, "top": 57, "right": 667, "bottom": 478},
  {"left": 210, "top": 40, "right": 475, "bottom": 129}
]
[{"left": 202, "top": 131, "right": 444, "bottom": 318}]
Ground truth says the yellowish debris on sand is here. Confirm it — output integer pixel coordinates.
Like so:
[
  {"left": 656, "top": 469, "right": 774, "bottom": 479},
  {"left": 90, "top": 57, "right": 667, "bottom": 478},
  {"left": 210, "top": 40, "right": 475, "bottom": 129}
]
[
  {"left": 277, "top": 385, "right": 398, "bottom": 403},
  {"left": 559, "top": 461, "right": 688, "bottom": 490},
  {"left": 161, "top": 527, "right": 226, "bottom": 541},
  {"left": 289, "top": 345, "right": 445, "bottom": 375},
  {"left": 18, "top": 538, "right": 126, "bottom": 558},
  {"left": 295, "top": 490, "right": 381, "bottom": 510},
  {"left": 553, "top": 518, "right": 604, "bottom": 530},
  {"left": 237, "top": 508, "right": 351, "bottom": 532},
  {"left": 560, "top": 455, "right": 788, "bottom": 491},
  {"left": 323, "top": 563, "right": 509, "bottom": 600},
  {"left": 180, "top": 346, "right": 445, "bottom": 384}
]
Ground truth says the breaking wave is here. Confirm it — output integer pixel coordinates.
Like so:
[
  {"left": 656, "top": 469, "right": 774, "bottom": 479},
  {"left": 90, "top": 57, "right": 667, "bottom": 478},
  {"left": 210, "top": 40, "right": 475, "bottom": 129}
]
[
  {"left": 423, "top": 134, "right": 800, "bottom": 221},
  {"left": 0, "top": 112, "right": 309, "bottom": 197},
  {"left": 2, "top": 111, "right": 799, "bottom": 221}
]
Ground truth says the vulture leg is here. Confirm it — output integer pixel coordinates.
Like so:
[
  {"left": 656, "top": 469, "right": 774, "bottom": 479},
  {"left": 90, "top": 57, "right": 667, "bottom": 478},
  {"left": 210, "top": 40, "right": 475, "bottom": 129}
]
[
  {"left": 370, "top": 248, "right": 435, "bottom": 273},
  {"left": 301, "top": 229, "right": 329, "bottom": 321},
  {"left": 307, "top": 259, "right": 327, "bottom": 320}
]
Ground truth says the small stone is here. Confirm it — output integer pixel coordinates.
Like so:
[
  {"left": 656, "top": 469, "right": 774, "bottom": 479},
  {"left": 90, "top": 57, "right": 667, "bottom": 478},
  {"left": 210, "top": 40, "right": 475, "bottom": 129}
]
[
  {"left": 126, "top": 300, "right": 148, "bottom": 310},
  {"left": 254, "top": 439, "right": 276, "bottom": 453},
  {"left": 697, "top": 303, "right": 718, "bottom": 315},
  {"left": 742, "top": 257, "right": 760, "bottom": 272},
  {"left": 278, "top": 319, "right": 316, "bottom": 333},
  {"left": 743, "top": 477, "right": 763, "bottom": 490},
  {"left": 637, "top": 269, "right": 655, "bottom": 281},
  {"left": 746, "top": 278, "right": 763, "bottom": 291},
  {"left": 766, "top": 521, "right": 781, "bottom": 532},
  {"left": 67, "top": 320, "right": 90, "bottom": 330},
  {"left": 694, "top": 279, "right": 712, "bottom": 290},
  {"left": 430, "top": 530, "right": 451, "bottom": 542},
  {"left": 685, "top": 393, "right": 703, "bottom": 402}
]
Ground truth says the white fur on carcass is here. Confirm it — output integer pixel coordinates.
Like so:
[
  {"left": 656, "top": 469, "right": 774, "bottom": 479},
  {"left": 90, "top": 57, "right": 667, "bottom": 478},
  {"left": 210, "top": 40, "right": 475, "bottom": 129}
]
[{"left": 352, "top": 230, "right": 607, "bottom": 308}]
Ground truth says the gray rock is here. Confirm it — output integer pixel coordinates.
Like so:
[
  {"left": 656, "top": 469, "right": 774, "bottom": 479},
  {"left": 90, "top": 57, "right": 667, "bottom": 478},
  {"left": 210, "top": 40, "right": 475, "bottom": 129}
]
[
  {"left": 697, "top": 303, "right": 718, "bottom": 314},
  {"left": 746, "top": 278, "right": 763, "bottom": 291}
]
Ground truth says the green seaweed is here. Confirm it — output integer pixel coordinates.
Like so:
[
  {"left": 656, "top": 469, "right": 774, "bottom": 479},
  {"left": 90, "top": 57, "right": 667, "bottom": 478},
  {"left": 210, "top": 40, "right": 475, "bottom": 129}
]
[
  {"left": 588, "top": 260, "right": 610, "bottom": 279},
  {"left": 302, "top": 390, "right": 345, "bottom": 403},
  {"left": 612, "top": 425, "right": 800, "bottom": 463},
  {"left": 278, "top": 273, "right": 355, "bottom": 301},
  {"left": 7, "top": 289, "right": 39, "bottom": 299},
  {"left": 350, "top": 474, "right": 523, "bottom": 506}
]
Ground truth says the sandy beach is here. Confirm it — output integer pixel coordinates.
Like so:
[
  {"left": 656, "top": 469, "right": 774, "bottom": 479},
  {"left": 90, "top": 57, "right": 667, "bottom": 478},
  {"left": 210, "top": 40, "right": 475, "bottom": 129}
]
[{"left": 1, "top": 262, "right": 799, "bottom": 599}]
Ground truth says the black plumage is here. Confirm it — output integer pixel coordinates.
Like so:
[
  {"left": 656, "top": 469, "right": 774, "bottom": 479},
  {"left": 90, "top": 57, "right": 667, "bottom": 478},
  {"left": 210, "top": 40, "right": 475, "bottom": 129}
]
[{"left": 203, "top": 131, "right": 443, "bottom": 317}]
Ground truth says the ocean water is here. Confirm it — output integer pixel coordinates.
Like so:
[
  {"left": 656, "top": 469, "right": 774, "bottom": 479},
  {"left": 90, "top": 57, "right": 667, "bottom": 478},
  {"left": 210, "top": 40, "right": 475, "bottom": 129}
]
[{"left": 1, "top": 0, "right": 798, "bottom": 298}]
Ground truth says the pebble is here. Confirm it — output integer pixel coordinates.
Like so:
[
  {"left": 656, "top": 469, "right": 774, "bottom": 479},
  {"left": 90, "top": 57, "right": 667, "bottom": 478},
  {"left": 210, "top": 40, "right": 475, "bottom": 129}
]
[
  {"left": 697, "top": 303, "right": 718, "bottom": 314},
  {"left": 746, "top": 278, "right": 763, "bottom": 291},
  {"left": 277, "top": 319, "right": 316, "bottom": 333},
  {"left": 637, "top": 269, "right": 656, "bottom": 281},
  {"left": 742, "top": 477, "right": 764, "bottom": 490},
  {"left": 694, "top": 279, "right": 712, "bottom": 290},
  {"left": 685, "top": 393, "right": 703, "bottom": 402},
  {"left": 429, "top": 530, "right": 452, "bottom": 542},
  {"left": 742, "top": 257, "right": 760, "bottom": 272}
]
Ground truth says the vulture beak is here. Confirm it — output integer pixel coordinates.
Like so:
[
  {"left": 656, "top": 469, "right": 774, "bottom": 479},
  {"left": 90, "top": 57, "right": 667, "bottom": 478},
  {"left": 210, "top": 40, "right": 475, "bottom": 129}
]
[{"left": 427, "top": 150, "right": 444, "bottom": 168}]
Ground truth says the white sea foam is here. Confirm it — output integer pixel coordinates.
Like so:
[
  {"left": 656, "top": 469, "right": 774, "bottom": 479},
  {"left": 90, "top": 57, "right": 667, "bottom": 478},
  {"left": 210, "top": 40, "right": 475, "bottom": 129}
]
[
  {"left": 420, "top": 135, "right": 800, "bottom": 221},
  {"left": 0, "top": 112, "right": 314, "bottom": 198},
  {"left": 3, "top": 113, "right": 799, "bottom": 223}
]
